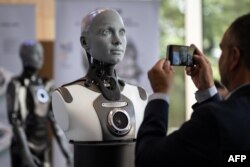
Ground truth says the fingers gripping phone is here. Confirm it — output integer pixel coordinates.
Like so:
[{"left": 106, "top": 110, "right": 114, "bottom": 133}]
[{"left": 167, "top": 45, "right": 195, "bottom": 66}]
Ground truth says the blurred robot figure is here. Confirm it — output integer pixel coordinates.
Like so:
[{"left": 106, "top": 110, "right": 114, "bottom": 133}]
[
  {"left": 6, "top": 40, "right": 71, "bottom": 167},
  {"left": 0, "top": 67, "right": 13, "bottom": 167},
  {"left": 0, "top": 67, "right": 13, "bottom": 125},
  {"left": 0, "top": 123, "right": 12, "bottom": 153},
  {"left": 52, "top": 8, "right": 147, "bottom": 167},
  {"left": 0, "top": 67, "right": 13, "bottom": 97}
]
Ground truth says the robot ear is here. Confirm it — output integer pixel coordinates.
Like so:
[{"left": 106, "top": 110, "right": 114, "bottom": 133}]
[{"left": 80, "top": 36, "right": 89, "bottom": 51}]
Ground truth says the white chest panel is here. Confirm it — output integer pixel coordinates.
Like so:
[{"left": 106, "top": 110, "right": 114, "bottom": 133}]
[
  {"left": 29, "top": 86, "right": 50, "bottom": 117},
  {"left": 18, "top": 85, "right": 50, "bottom": 121},
  {"left": 18, "top": 87, "right": 28, "bottom": 120},
  {"left": 52, "top": 83, "right": 147, "bottom": 142},
  {"left": 121, "top": 85, "right": 147, "bottom": 136}
]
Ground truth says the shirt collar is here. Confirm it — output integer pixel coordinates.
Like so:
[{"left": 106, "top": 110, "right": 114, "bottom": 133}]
[{"left": 225, "top": 83, "right": 250, "bottom": 100}]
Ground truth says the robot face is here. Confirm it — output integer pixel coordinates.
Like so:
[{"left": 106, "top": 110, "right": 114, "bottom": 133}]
[
  {"left": 86, "top": 10, "right": 127, "bottom": 65},
  {"left": 20, "top": 41, "right": 44, "bottom": 70}
]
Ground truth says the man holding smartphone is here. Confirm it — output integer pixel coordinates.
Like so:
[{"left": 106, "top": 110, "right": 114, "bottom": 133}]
[{"left": 135, "top": 13, "right": 250, "bottom": 166}]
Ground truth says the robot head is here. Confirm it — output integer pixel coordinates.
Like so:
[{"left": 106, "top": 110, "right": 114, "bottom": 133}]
[
  {"left": 19, "top": 40, "right": 44, "bottom": 70},
  {"left": 80, "top": 8, "right": 127, "bottom": 65}
]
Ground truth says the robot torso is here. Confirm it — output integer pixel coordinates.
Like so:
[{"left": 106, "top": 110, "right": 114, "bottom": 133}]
[
  {"left": 52, "top": 79, "right": 147, "bottom": 142},
  {"left": 10, "top": 78, "right": 52, "bottom": 152}
]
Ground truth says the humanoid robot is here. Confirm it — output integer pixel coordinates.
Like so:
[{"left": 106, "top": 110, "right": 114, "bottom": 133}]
[
  {"left": 0, "top": 67, "right": 13, "bottom": 167},
  {"left": 6, "top": 41, "right": 71, "bottom": 167},
  {"left": 52, "top": 9, "right": 147, "bottom": 167}
]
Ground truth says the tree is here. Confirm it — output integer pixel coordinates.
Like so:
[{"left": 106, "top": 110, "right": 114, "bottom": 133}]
[{"left": 203, "top": 0, "right": 250, "bottom": 80}]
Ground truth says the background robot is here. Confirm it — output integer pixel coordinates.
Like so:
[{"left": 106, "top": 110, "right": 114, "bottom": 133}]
[
  {"left": 52, "top": 9, "right": 147, "bottom": 167},
  {"left": 6, "top": 40, "right": 71, "bottom": 167},
  {"left": 0, "top": 67, "right": 13, "bottom": 167}
]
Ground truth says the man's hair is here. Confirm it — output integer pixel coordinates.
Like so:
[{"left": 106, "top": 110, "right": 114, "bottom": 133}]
[{"left": 229, "top": 13, "right": 250, "bottom": 69}]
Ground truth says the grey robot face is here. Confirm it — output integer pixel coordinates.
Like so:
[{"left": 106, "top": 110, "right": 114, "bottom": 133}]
[
  {"left": 84, "top": 10, "right": 127, "bottom": 65},
  {"left": 20, "top": 41, "right": 44, "bottom": 70}
]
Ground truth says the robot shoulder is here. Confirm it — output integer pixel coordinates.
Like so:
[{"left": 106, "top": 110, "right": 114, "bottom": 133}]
[
  {"left": 137, "top": 86, "right": 147, "bottom": 101},
  {"left": 53, "top": 77, "right": 88, "bottom": 102},
  {"left": 61, "top": 77, "right": 86, "bottom": 87},
  {"left": 51, "top": 89, "right": 69, "bottom": 131},
  {"left": 54, "top": 86, "right": 73, "bottom": 103},
  {"left": 10, "top": 76, "right": 21, "bottom": 84},
  {"left": 7, "top": 77, "right": 21, "bottom": 93},
  {"left": 54, "top": 76, "right": 95, "bottom": 102},
  {"left": 41, "top": 77, "right": 55, "bottom": 91},
  {"left": 124, "top": 82, "right": 148, "bottom": 101}
]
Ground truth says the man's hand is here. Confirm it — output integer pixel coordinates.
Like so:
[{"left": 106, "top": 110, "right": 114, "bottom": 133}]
[
  {"left": 148, "top": 59, "right": 174, "bottom": 94},
  {"left": 185, "top": 44, "right": 214, "bottom": 90}
]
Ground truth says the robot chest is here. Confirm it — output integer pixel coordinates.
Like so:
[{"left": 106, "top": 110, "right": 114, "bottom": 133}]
[
  {"left": 58, "top": 84, "right": 147, "bottom": 142},
  {"left": 19, "top": 85, "right": 50, "bottom": 119},
  {"left": 93, "top": 94, "right": 136, "bottom": 140}
]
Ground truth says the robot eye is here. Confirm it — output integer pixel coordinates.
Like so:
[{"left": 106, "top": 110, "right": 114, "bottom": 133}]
[
  {"left": 119, "top": 29, "right": 126, "bottom": 36},
  {"left": 100, "top": 29, "right": 112, "bottom": 36}
]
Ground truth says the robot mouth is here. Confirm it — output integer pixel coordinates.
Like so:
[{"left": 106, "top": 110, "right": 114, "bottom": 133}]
[{"left": 110, "top": 49, "right": 124, "bottom": 54}]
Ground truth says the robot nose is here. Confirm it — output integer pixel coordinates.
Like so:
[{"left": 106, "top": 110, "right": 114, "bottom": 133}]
[
  {"left": 114, "top": 41, "right": 122, "bottom": 46},
  {"left": 112, "top": 34, "right": 122, "bottom": 45}
]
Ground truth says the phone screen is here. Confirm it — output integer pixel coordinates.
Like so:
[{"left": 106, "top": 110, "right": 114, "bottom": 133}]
[{"left": 167, "top": 45, "right": 194, "bottom": 66}]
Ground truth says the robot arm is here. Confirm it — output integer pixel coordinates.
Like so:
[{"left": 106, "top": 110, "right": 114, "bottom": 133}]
[
  {"left": 51, "top": 90, "right": 69, "bottom": 131},
  {"left": 6, "top": 81, "right": 41, "bottom": 167},
  {"left": 11, "top": 118, "right": 41, "bottom": 167},
  {"left": 45, "top": 79, "right": 71, "bottom": 165},
  {"left": 6, "top": 82, "right": 17, "bottom": 124},
  {"left": 48, "top": 110, "right": 71, "bottom": 165}
]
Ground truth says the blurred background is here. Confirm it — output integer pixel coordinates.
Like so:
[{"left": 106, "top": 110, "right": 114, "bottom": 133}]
[{"left": 0, "top": 0, "right": 250, "bottom": 166}]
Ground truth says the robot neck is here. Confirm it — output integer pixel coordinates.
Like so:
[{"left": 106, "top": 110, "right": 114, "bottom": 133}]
[
  {"left": 92, "top": 59, "right": 116, "bottom": 77},
  {"left": 21, "top": 66, "right": 39, "bottom": 83},
  {"left": 87, "top": 59, "right": 121, "bottom": 101}
]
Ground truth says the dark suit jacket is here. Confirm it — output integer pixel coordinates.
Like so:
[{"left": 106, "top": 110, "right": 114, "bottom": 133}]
[{"left": 135, "top": 84, "right": 250, "bottom": 167}]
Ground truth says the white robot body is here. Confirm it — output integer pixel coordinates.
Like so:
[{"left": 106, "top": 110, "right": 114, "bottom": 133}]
[
  {"left": 121, "top": 85, "right": 146, "bottom": 134},
  {"left": 52, "top": 82, "right": 147, "bottom": 142}
]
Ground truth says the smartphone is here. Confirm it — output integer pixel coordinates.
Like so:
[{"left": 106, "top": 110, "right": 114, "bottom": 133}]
[{"left": 167, "top": 45, "right": 195, "bottom": 66}]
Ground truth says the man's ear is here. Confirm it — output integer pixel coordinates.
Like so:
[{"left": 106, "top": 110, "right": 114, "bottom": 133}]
[{"left": 229, "top": 46, "right": 241, "bottom": 71}]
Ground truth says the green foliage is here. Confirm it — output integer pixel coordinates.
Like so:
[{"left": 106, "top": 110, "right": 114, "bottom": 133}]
[
  {"left": 203, "top": 0, "right": 250, "bottom": 82},
  {"left": 160, "top": 0, "right": 186, "bottom": 129},
  {"left": 160, "top": 0, "right": 185, "bottom": 58},
  {"left": 203, "top": 0, "right": 250, "bottom": 57},
  {"left": 208, "top": 56, "right": 221, "bottom": 81}
]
